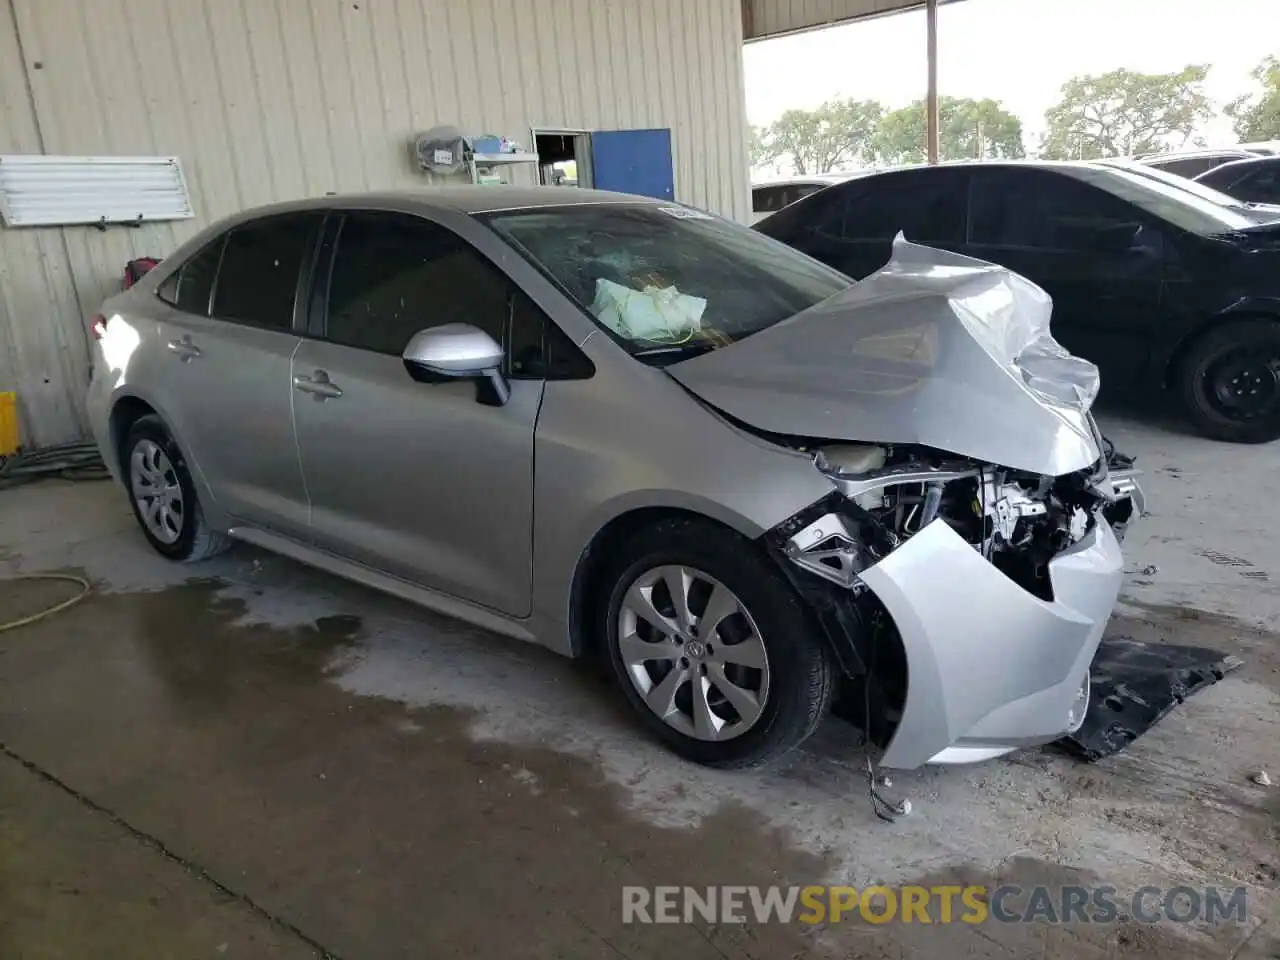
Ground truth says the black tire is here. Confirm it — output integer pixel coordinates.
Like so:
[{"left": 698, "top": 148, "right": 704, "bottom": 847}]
[
  {"left": 122, "top": 415, "right": 230, "bottom": 562},
  {"left": 598, "top": 517, "right": 834, "bottom": 768},
  {"left": 1177, "top": 319, "right": 1280, "bottom": 443}
]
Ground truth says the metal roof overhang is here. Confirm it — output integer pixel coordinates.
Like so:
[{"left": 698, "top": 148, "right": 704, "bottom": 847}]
[{"left": 743, "top": 0, "right": 963, "bottom": 42}]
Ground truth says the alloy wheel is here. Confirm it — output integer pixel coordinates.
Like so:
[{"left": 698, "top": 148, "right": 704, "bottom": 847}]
[
  {"left": 617, "top": 565, "right": 770, "bottom": 742},
  {"left": 130, "top": 439, "right": 184, "bottom": 545}
]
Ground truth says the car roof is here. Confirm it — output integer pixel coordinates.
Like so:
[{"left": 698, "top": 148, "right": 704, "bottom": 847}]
[
  {"left": 1139, "top": 148, "right": 1256, "bottom": 162},
  {"left": 751, "top": 173, "right": 867, "bottom": 189},
  {"left": 804, "top": 159, "right": 1129, "bottom": 178},
  {"left": 210, "top": 185, "right": 665, "bottom": 224}
]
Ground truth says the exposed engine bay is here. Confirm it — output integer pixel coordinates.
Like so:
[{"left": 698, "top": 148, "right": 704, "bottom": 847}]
[{"left": 785, "top": 439, "right": 1141, "bottom": 602}]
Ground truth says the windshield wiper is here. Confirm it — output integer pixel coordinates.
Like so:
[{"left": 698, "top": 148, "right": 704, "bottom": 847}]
[{"left": 632, "top": 342, "right": 720, "bottom": 360}]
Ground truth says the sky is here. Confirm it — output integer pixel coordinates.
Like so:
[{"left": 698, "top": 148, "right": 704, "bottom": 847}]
[{"left": 744, "top": 0, "right": 1280, "bottom": 165}]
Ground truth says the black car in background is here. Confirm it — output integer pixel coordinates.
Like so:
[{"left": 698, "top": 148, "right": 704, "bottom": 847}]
[
  {"left": 1195, "top": 156, "right": 1280, "bottom": 205},
  {"left": 756, "top": 161, "right": 1280, "bottom": 443}
]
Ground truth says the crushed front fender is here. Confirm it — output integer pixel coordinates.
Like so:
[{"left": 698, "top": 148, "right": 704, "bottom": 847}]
[{"left": 858, "top": 517, "right": 1124, "bottom": 769}]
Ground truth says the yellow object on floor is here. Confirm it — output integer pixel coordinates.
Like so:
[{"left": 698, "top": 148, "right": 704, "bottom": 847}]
[{"left": 0, "top": 392, "right": 18, "bottom": 456}]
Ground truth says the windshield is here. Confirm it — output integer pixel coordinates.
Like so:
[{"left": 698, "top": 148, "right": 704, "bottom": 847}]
[
  {"left": 1102, "top": 160, "right": 1248, "bottom": 206},
  {"left": 483, "top": 204, "right": 851, "bottom": 354},
  {"left": 1074, "top": 164, "right": 1255, "bottom": 234}
]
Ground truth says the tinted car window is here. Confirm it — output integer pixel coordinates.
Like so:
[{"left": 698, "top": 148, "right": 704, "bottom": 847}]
[
  {"left": 1150, "top": 156, "right": 1224, "bottom": 178},
  {"left": 157, "top": 238, "right": 224, "bottom": 316},
  {"left": 841, "top": 174, "right": 965, "bottom": 244},
  {"left": 505, "top": 288, "right": 594, "bottom": 380},
  {"left": 212, "top": 214, "right": 318, "bottom": 330},
  {"left": 1237, "top": 166, "right": 1280, "bottom": 204},
  {"left": 325, "top": 211, "right": 511, "bottom": 358},
  {"left": 970, "top": 169, "right": 1143, "bottom": 250},
  {"left": 752, "top": 186, "right": 782, "bottom": 214}
]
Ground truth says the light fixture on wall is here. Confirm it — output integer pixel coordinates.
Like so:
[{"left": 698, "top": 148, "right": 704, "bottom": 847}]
[{"left": 0, "top": 155, "right": 194, "bottom": 228}]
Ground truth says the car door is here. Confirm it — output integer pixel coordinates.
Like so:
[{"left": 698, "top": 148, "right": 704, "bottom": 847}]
[
  {"left": 782, "top": 169, "right": 968, "bottom": 279},
  {"left": 151, "top": 212, "right": 319, "bottom": 537},
  {"left": 965, "top": 167, "right": 1165, "bottom": 389},
  {"left": 290, "top": 210, "right": 542, "bottom": 617}
]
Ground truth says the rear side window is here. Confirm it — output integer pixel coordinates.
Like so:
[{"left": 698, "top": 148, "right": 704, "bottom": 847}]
[
  {"left": 753, "top": 186, "right": 783, "bottom": 214},
  {"left": 212, "top": 214, "right": 319, "bottom": 330},
  {"left": 842, "top": 175, "right": 966, "bottom": 244},
  {"left": 157, "top": 237, "right": 224, "bottom": 316},
  {"left": 1150, "top": 156, "right": 1230, "bottom": 178},
  {"left": 1237, "top": 166, "right": 1280, "bottom": 204},
  {"left": 970, "top": 169, "right": 1141, "bottom": 250},
  {"left": 325, "top": 211, "right": 510, "bottom": 356}
]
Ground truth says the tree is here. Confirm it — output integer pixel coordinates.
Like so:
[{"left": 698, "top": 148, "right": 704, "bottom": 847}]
[
  {"left": 757, "top": 99, "right": 883, "bottom": 174},
  {"left": 872, "top": 97, "right": 1025, "bottom": 165},
  {"left": 748, "top": 124, "right": 771, "bottom": 169},
  {"left": 1040, "top": 65, "right": 1214, "bottom": 160},
  {"left": 1226, "top": 55, "right": 1280, "bottom": 142}
]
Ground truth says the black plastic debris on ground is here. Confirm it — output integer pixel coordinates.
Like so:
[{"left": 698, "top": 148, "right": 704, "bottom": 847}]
[{"left": 1058, "top": 637, "right": 1244, "bottom": 762}]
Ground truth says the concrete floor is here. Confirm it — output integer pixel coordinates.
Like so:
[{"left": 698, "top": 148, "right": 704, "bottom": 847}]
[{"left": 0, "top": 411, "right": 1277, "bottom": 959}]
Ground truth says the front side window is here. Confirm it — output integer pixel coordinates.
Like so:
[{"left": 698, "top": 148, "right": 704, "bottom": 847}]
[
  {"left": 324, "top": 211, "right": 511, "bottom": 356},
  {"left": 970, "top": 170, "right": 1143, "bottom": 250},
  {"left": 484, "top": 204, "right": 849, "bottom": 355},
  {"left": 212, "top": 213, "right": 319, "bottom": 330}
]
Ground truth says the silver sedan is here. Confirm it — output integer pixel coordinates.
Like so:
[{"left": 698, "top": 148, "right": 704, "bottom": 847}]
[{"left": 86, "top": 187, "right": 1142, "bottom": 769}]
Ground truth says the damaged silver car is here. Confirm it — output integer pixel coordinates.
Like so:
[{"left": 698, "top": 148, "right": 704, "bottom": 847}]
[{"left": 86, "top": 188, "right": 1143, "bottom": 770}]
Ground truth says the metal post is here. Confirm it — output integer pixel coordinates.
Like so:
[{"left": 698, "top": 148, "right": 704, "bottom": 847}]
[{"left": 926, "top": 0, "right": 939, "bottom": 164}]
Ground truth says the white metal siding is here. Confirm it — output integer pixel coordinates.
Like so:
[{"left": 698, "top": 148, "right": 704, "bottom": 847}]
[
  {"left": 0, "top": 0, "right": 750, "bottom": 446},
  {"left": 744, "top": 0, "right": 945, "bottom": 40}
]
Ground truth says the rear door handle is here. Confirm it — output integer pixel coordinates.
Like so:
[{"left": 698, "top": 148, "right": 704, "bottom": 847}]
[
  {"left": 167, "top": 336, "right": 202, "bottom": 362},
  {"left": 293, "top": 370, "right": 343, "bottom": 400}
]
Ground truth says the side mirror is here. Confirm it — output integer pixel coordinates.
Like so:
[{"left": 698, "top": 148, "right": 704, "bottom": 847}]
[{"left": 402, "top": 323, "right": 509, "bottom": 406}]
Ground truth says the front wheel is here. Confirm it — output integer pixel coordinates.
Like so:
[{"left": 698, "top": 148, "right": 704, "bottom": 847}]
[
  {"left": 1177, "top": 320, "right": 1280, "bottom": 443},
  {"left": 599, "top": 518, "right": 834, "bottom": 768}
]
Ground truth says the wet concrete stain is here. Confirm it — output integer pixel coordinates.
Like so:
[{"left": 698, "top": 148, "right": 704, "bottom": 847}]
[
  {"left": 1, "top": 580, "right": 1277, "bottom": 958},
  {"left": 0, "top": 583, "right": 832, "bottom": 958}
]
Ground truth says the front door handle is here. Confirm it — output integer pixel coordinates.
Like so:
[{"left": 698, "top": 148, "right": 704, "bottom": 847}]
[
  {"left": 293, "top": 369, "right": 343, "bottom": 400},
  {"left": 167, "top": 335, "right": 202, "bottom": 362}
]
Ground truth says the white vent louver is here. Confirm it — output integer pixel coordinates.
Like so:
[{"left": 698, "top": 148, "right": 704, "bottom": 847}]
[{"left": 0, "top": 155, "right": 194, "bottom": 228}]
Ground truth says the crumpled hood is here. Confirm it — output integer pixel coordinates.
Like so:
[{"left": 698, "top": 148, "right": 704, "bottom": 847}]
[{"left": 668, "top": 236, "right": 1102, "bottom": 476}]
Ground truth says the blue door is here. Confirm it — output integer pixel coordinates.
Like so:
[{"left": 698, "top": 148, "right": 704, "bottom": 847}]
[{"left": 590, "top": 129, "right": 675, "bottom": 200}]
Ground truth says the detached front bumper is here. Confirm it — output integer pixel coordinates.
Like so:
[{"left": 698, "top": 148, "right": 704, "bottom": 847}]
[{"left": 858, "top": 517, "right": 1124, "bottom": 769}]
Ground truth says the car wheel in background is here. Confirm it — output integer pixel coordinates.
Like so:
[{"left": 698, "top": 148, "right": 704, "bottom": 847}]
[
  {"left": 123, "top": 414, "right": 230, "bottom": 562},
  {"left": 600, "top": 517, "right": 834, "bottom": 768},
  {"left": 1177, "top": 319, "right": 1280, "bottom": 443}
]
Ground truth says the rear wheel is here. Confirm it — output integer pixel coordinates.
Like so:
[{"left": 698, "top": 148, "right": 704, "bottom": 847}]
[
  {"left": 1177, "top": 320, "right": 1280, "bottom": 443},
  {"left": 599, "top": 518, "right": 834, "bottom": 768},
  {"left": 123, "top": 415, "right": 230, "bottom": 562}
]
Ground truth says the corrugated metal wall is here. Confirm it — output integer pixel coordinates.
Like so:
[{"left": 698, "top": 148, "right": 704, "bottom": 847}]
[
  {"left": 744, "top": 0, "right": 938, "bottom": 40},
  {"left": 0, "top": 0, "right": 750, "bottom": 447}
]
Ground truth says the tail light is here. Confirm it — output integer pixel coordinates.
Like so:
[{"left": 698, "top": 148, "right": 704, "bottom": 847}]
[{"left": 90, "top": 313, "right": 108, "bottom": 340}]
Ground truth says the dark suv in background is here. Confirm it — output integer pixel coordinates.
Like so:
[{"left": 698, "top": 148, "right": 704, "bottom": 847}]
[{"left": 756, "top": 161, "right": 1280, "bottom": 443}]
